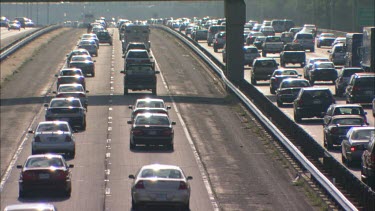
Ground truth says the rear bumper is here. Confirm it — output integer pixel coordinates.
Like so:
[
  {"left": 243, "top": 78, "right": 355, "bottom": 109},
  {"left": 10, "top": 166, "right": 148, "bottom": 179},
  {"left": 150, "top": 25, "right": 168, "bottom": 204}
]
[
  {"left": 32, "top": 143, "right": 75, "bottom": 153},
  {"left": 19, "top": 180, "right": 70, "bottom": 192},
  {"left": 131, "top": 136, "right": 173, "bottom": 146}
]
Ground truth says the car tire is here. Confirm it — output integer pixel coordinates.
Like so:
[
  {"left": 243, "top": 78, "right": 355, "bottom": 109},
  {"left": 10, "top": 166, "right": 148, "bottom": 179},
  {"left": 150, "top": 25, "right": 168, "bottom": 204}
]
[
  {"left": 124, "top": 87, "right": 128, "bottom": 95},
  {"left": 64, "top": 188, "right": 71, "bottom": 197},
  {"left": 208, "top": 42, "right": 211, "bottom": 46},
  {"left": 132, "top": 198, "right": 139, "bottom": 210},
  {"left": 91, "top": 71, "right": 95, "bottom": 77},
  {"left": 251, "top": 77, "right": 257, "bottom": 85},
  {"left": 277, "top": 100, "right": 283, "bottom": 107},
  {"left": 69, "top": 150, "right": 75, "bottom": 159},
  {"left": 81, "top": 118, "right": 86, "bottom": 130},
  {"left": 152, "top": 88, "right": 157, "bottom": 95},
  {"left": 317, "top": 44, "right": 320, "bottom": 48},
  {"left": 310, "top": 48, "right": 315, "bottom": 52},
  {"left": 181, "top": 200, "right": 190, "bottom": 211},
  {"left": 214, "top": 46, "right": 218, "bottom": 52},
  {"left": 294, "top": 112, "right": 301, "bottom": 123},
  {"left": 166, "top": 143, "right": 174, "bottom": 151}
]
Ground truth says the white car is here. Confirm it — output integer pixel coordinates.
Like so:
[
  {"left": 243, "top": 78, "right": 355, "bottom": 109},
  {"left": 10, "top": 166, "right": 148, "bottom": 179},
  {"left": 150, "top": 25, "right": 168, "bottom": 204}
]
[
  {"left": 4, "top": 203, "right": 57, "bottom": 211},
  {"left": 81, "top": 33, "right": 99, "bottom": 47},
  {"left": 129, "top": 98, "right": 171, "bottom": 110},
  {"left": 129, "top": 164, "right": 193, "bottom": 210},
  {"left": 29, "top": 121, "right": 76, "bottom": 158},
  {"left": 54, "top": 84, "right": 89, "bottom": 109}
]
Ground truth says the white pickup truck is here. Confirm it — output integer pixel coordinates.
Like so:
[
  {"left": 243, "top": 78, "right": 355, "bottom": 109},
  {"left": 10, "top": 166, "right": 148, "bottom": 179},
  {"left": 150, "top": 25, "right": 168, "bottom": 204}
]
[{"left": 261, "top": 36, "right": 284, "bottom": 57}]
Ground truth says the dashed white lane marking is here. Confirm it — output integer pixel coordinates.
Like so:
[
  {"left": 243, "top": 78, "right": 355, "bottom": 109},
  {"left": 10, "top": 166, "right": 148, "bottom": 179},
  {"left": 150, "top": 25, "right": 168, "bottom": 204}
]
[{"left": 155, "top": 59, "right": 219, "bottom": 211}]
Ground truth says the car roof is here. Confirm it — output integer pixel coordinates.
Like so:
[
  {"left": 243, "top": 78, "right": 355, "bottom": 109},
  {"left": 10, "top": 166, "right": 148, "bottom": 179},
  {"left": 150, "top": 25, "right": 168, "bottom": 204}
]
[
  {"left": 27, "top": 154, "right": 64, "bottom": 159},
  {"left": 136, "top": 98, "right": 164, "bottom": 103},
  {"left": 141, "top": 164, "right": 182, "bottom": 171},
  {"left": 353, "top": 72, "right": 375, "bottom": 76},
  {"left": 4, "top": 203, "right": 56, "bottom": 211},
  {"left": 127, "top": 49, "right": 148, "bottom": 53},
  {"left": 50, "top": 97, "right": 80, "bottom": 102},
  {"left": 58, "top": 83, "right": 84, "bottom": 88},
  {"left": 331, "top": 115, "right": 364, "bottom": 120},
  {"left": 38, "top": 121, "right": 69, "bottom": 125}
]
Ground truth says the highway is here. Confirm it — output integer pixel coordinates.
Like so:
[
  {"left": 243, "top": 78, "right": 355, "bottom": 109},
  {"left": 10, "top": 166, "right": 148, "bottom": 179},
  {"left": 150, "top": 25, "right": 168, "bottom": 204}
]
[
  {"left": 0, "top": 27, "right": 317, "bottom": 210},
  {"left": 0, "top": 27, "right": 39, "bottom": 49},
  {"left": 194, "top": 33, "right": 374, "bottom": 179}
]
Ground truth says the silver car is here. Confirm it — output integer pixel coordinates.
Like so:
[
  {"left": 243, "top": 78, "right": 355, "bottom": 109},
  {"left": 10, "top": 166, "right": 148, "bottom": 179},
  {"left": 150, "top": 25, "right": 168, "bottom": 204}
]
[
  {"left": 54, "top": 84, "right": 89, "bottom": 109},
  {"left": 328, "top": 44, "right": 345, "bottom": 65},
  {"left": 129, "top": 164, "right": 193, "bottom": 209},
  {"left": 81, "top": 33, "right": 99, "bottom": 48},
  {"left": 293, "top": 32, "right": 315, "bottom": 52},
  {"left": 129, "top": 98, "right": 171, "bottom": 110},
  {"left": 341, "top": 127, "right": 375, "bottom": 166},
  {"left": 29, "top": 121, "right": 76, "bottom": 158}
]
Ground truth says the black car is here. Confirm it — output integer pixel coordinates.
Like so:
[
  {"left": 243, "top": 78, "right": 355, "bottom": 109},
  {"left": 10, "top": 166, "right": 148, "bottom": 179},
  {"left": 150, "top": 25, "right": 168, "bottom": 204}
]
[
  {"left": 323, "top": 115, "right": 366, "bottom": 149},
  {"left": 127, "top": 113, "right": 176, "bottom": 150},
  {"left": 276, "top": 78, "right": 311, "bottom": 107},
  {"left": 345, "top": 73, "right": 375, "bottom": 104},
  {"left": 68, "top": 55, "right": 95, "bottom": 77},
  {"left": 293, "top": 88, "right": 335, "bottom": 122},
  {"left": 96, "top": 30, "right": 112, "bottom": 45},
  {"left": 309, "top": 62, "right": 337, "bottom": 85},
  {"left": 120, "top": 64, "right": 159, "bottom": 95}
]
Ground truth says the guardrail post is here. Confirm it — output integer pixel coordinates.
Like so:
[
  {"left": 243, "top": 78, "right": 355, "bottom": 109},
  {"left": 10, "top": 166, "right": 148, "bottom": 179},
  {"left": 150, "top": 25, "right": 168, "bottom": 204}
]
[{"left": 224, "top": 0, "right": 245, "bottom": 85}]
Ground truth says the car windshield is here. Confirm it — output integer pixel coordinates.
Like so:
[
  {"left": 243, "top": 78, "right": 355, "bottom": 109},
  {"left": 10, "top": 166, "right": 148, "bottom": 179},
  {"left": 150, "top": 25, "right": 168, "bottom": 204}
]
[
  {"left": 266, "top": 37, "right": 281, "bottom": 42},
  {"left": 257, "top": 60, "right": 276, "bottom": 67},
  {"left": 25, "top": 157, "right": 64, "bottom": 168},
  {"left": 50, "top": 99, "right": 81, "bottom": 107},
  {"left": 333, "top": 107, "right": 363, "bottom": 115},
  {"left": 71, "top": 56, "right": 91, "bottom": 61},
  {"left": 316, "top": 63, "right": 334, "bottom": 68},
  {"left": 136, "top": 101, "right": 164, "bottom": 108},
  {"left": 332, "top": 118, "right": 363, "bottom": 125},
  {"left": 141, "top": 168, "right": 182, "bottom": 179},
  {"left": 37, "top": 123, "right": 69, "bottom": 132},
  {"left": 351, "top": 130, "right": 373, "bottom": 140},
  {"left": 135, "top": 115, "right": 170, "bottom": 125},
  {"left": 281, "top": 80, "right": 310, "bottom": 88},
  {"left": 58, "top": 86, "right": 84, "bottom": 92}
]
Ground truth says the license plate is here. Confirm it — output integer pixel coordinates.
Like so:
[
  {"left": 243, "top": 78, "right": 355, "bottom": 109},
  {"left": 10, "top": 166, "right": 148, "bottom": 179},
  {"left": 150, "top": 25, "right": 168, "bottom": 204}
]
[
  {"left": 148, "top": 131, "right": 157, "bottom": 135},
  {"left": 313, "top": 99, "right": 321, "bottom": 104},
  {"left": 155, "top": 193, "right": 167, "bottom": 200},
  {"left": 39, "top": 173, "right": 50, "bottom": 179},
  {"left": 48, "top": 137, "right": 58, "bottom": 142}
]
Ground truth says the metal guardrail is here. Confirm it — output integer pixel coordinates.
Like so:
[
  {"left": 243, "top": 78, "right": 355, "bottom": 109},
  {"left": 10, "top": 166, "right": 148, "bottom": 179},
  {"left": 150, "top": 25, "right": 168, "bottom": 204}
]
[
  {"left": 154, "top": 25, "right": 371, "bottom": 211},
  {"left": 0, "top": 25, "right": 62, "bottom": 62}
]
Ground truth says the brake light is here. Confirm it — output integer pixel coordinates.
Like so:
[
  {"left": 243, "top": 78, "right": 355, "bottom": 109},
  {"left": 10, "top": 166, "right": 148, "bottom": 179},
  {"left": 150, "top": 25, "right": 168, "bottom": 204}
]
[
  {"left": 56, "top": 94, "right": 64, "bottom": 97},
  {"left": 132, "top": 129, "right": 144, "bottom": 136},
  {"left": 135, "top": 180, "right": 145, "bottom": 189},
  {"left": 162, "top": 129, "right": 172, "bottom": 136},
  {"left": 178, "top": 181, "right": 188, "bottom": 190},
  {"left": 78, "top": 93, "right": 85, "bottom": 97},
  {"left": 65, "top": 136, "right": 72, "bottom": 142},
  {"left": 22, "top": 171, "right": 37, "bottom": 180},
  {"left": 297, "top": 100, "right": 303, "bottom": 106},
  {"left": 350, "top": 146, "right": 356, "bottom": 152},
  {"left": 54, "top": 170, "right": 68, "bottom": 180},
  {"left": 330, "top": 127, "right": 338, "bottom": 134},
  {"left": 34, "top": 136, "right": 41, "bottom": 142}
]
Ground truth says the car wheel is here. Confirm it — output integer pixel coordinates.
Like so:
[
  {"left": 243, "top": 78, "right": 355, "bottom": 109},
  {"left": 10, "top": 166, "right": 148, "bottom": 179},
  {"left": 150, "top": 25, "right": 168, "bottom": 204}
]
[
  {"left": 251, "top": 77, "right": 257, "bottom": 85},
  {"left": 294, "top": 112, "right": 301, "bottom": 123},
  {"left": 124, "top": 88, "right": 128, "bottom": 95},
  {"left": 109, "top": 42, "right": 113, "bottom": 46},
  {"left": 326, "top": 136, "right": 333, "bottom": 150},
  {"left": 130, "top": 141, "right": 136, "bottom": 150},
  {"left": 214, "top": 46, "right": 218, "bottom": 52},
  {"left": 277, "top": 100, "right": 283, "bottom": 107},
  {"left": 19, "top": 189, "right": 26, "bottom": 198},
  {"left": 152, "top": 88, "right": 157, "bottom": 95},
  {"left": 64, "top": 187, "right": 71, "bottom": 197},
  {"left": 208, "top": 42, "right": 211, "bottom": 46},
  {"left": 341, "top": 154, "right": 346, "bottom": 163},
  {"left": 132, "top": 198, "right": 139, "bottom": 210},
  {"left": 166, "top": 143, "right": 174, "bottom": 151}
]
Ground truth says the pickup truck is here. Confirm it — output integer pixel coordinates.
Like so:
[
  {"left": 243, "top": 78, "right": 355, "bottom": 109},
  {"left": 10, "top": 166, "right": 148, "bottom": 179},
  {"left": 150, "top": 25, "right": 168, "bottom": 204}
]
[
  {"left": 261, "top": 36, "right": 284, "bottom": 57},
  {"left": 280, "top": 43, "right": 306, "bottom": 67}
]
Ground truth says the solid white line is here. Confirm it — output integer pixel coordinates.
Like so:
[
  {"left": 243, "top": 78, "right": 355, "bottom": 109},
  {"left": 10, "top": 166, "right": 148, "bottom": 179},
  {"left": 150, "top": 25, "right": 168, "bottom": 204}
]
[{"left": 155, "top": 57, "right": 219, "bottom": 211}]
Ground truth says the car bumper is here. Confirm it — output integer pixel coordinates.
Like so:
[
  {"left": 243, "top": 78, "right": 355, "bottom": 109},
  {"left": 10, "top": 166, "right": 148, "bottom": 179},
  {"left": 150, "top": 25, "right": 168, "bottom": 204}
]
[
  {"left": 345, "top": 151, "right": 365, "bottom": 162},
  {"left": 32, "top": 142, "right": 75, "bottom": 153},
  {"left": 131, "top": 136, "right": 173, "bottom": 146},
  {"left": 328, "top": 134, "right": 346, "bottom": 145},
  {"left": 133, "top": 190, "right": 189, "bottom": 205},
  {"left": 19, "top": 180, "right": 70, "bottom": 192},
  {"left": 295, "top": 107, "right": 329, "bottom": 118}
]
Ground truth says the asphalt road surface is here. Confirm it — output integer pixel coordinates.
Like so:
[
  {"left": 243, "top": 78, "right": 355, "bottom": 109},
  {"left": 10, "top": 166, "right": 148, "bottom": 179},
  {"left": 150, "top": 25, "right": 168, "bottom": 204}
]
[
  {"left": 0, "top": 27, "right": 39, "bottom": 49},
  {"left": 1, "top": 28, "right": 317, "bottom": 210}
]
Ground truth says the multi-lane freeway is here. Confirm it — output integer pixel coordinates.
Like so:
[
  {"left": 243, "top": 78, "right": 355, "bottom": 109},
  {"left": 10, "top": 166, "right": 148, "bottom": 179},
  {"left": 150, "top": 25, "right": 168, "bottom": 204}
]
[
  {"left": 0, "top": 28, "right": 318, "bottom": 210},
  {"left": 0, "top": 27, "right": 39, "bottom": 49}
]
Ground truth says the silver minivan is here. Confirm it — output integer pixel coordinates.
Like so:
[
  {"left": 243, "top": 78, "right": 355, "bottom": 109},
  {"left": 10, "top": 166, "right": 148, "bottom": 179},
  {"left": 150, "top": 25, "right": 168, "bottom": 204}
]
[
  {"left": 328, "top": 44, "right": 346, "bottom": 65},
  {"left": 293, "top": 33, "right": 315, "bottom": 52},
  {"left": 207, "top": 25, "right": 225, "bottom": 46}
]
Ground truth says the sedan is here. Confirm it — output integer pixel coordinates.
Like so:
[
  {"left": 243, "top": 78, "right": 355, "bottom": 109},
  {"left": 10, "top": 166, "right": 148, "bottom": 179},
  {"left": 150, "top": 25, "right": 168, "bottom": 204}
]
[
  {"left": 269, "top": 69, "right": 300, "bottom": 94},
  {"left": 130, "top": 107, "right": 169, "bottom": 121},
  {"left": 77, "top": 40, "right": 98, "bottom": 57},
  {"left": 323, "top": 104, "right": 368, "bottom": 126},
  {"left": 68, "top": 55, "right": 96, "bottom": 77},
  {"left": 323, "top": 115, "right": 367, "bottom": 149},
  {"left": 128, "top": 113, "right": 175, "bottom": 150},
  {"left": 66, "top": 48, "right": 90, "bottom": 65},
  {"left": 309, "top": 61, "right": 338, "bottom": 85},
  {"left": 342, "top": 127, "right": 375, "bottom": 166},
  {"left": 276, "top": 78, "right": 311, "bottom": 107},
  {"left": 317, "top": 33, "right": 336, "bottom": 48},
  {"left": 129, "top": 164, "right": 192, "bottom": 210},
  {"left": 45, "top": 97, "right": 86, "bottom": 130},
  {"left": 54, "top": 84, "right": 89, "bottom": 109},
  {"left": 80, "top": 33, "right": 99, "bottom": 48},
  {"left": 17, "top": 154, "right": 74, "bottom": 197},
  {"left": 29, "top": 121, "right": 76, "bottom": 158}
]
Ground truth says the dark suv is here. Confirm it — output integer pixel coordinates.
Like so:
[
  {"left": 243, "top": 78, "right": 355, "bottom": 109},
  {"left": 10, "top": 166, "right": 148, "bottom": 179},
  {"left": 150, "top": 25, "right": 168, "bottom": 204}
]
[
  {"left": 120, "top": 64, "right": 159, "bottom": 95},
  {"left": 293, "top": 88, "right": 335, "bottom": 122},
  {"left": 251, "top": 58, "right": 279, "bottom": 85},
  {"left": 96, "top": 30, "right": 112, "bottom": 45},
  {"left": 345, "top": 73, "right": 375, "bottom": 104},
  {"left": 361, "top": 134, "right": 375, "bottom": 188}
]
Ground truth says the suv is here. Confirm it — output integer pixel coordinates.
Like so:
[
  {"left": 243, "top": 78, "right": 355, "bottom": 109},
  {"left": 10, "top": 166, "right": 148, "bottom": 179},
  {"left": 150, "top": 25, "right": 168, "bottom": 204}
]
[
  {"left": 212, "top": 31, "right": 226, "bottom": 52},
  {"left": 251, "top": 58, "right": 279, "bottom": 85},
  {"left": 293, "top": 33, "right": 315, "bottom": 52},
  {"left": 207, "top": 25, "right": 225, "bottom": 46},
  {"left": 308, "top": 61, "right": 337, "bottom": 85},
  {"left": 120, "top": 64, "right": 159, "bottom": 95},
  {"left": 334, "top": 67, "right": 364, "bottom": 96},
  {"left": 123, "top": 42, "right": 149, "bottom": 55},
  {"left": 345, "top": 73, "right": 375, "bottom": 104},
  {"left": 328, "top": 44, "right": 345, "bottom": 65},
  {"left": 361, "top": 133, "right": 375, "bottom": 188},
  {"left": 293, "top": 88, "right": 335, "bottom": 122},
  {"left": 96, "top": 30, "right": 112, "bottom": 45}
]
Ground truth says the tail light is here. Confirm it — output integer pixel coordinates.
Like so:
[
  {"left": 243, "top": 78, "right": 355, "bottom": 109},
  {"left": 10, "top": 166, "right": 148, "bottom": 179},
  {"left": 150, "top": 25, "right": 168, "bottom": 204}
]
[
  {"left": 330, "top": 127, "right": 338, "bottom": 134},
  {"left": 58, "top": 78, "right": 62, "bottom": 82},
  {"left": 34, "top": 136, "right": 41, "bottom": 142},
  {"left": 178, "top": 181, "right": 188, "bottom": 190},
  {"left": 54, "top": 170, "right": 68, "bottom": 180},
  {"left": 350, "top": 146, "right": 356, "bottom": 152},
  {"left": 65, "top": 136, "right": 72, "bottom": 142},
  {"left": 78, "top": 93, "right": 85, "bottom": 97},
  {"left": 132, "top": 129, "right": 144, "bottom": 136},
  {"left": 22, "top": 171, "right": 37, "bottom": 180},
  {"left": 135, "top": 180, "right": 145, "bottom": 189},
  {"left": 56, "top": 94, "right": 64, "bottom": 97},
  {"left": 294, "top": 40, "right": 298, "bottom": 43},
  {"left": 162, "top": 129, "right": 172, "bottom": 136}
]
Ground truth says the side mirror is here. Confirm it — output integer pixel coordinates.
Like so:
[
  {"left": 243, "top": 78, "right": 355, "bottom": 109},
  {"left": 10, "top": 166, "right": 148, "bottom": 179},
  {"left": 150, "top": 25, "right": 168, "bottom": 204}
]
[
  {"left": 150, "top": 56, "right": 153, "bottom": 59},
  {"left": 16, "top": 165, "right": 23, "bottom": 169},
  {"left": 166, "top": 106, "right": 171, "bottom": 110},
  {"left": 129, "top": 174, "right": 135, "bottom": 179},
  {"left": 93, "top": 60, "right": 96, "bottom": 62},
  {"left": 327, "top": 50, "right": 331, "bottom": 53},
  {"left": 52, "top": 91, "right": 57, "bottom": 94},
  {"left": 44, "top": 103, "right": 49, "bottom": 107},
  {"left": 171, "top": 121, "right": 176, "bottom": 125},
  {"left": 127, "top": 120, "right": 132, "bottom": 124},
  {"left": 186, "top": 176, "right": 193, "bottom": 180},
  {"left": 66, "top": 54, "right": 69, "bottom": 57},
  {"left": 28, "top": 130, "right": 34, "bottom": 134},
  {"left": 55, "top": 74, "right": 58, "bottom": 77},
  {"left": 68, "top": 164, "right": 74, "bottom": 168},
  {"left": 120, "top": 70, "right": 125, "bottom": 74},
  {"left": 155, "top": 70, "right": 160, "bottom": 74},
  {"left": 128, "top": 105, "right": 133, "bottom": 109}
]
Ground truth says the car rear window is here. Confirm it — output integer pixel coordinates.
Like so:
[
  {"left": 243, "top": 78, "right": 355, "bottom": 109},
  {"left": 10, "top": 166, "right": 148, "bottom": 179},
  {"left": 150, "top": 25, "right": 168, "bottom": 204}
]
[
  {"left": 256, "top": 60, "right": 276, "bottom": 67},
  {"left": 135, "top": 116, "right": 170, "bottom": 125},
  {"left": 59, "top": 86, "right": 84, "bottom": 92},
  {"left": 50, "top": 100, "right": 81, "bottom": 107},
  {"left": 302, "top": 90, "right": 331, "bottom": 99},
  {"left": 25, "top": 157, "right": 64, "bottom": 168},
  {"left": 342, "top": 69, "right": 364, "bottom": 77},
  {"left": 332, "top": 118, "right": 363, "bottom": 125},
  {"left": 354, "top": 77, "right": 375, "bottom": 87},
  {"left": 127, "top": 51, "right": 149, "bottom": 58},
  {"left": 316, "top": 63, "right": 334, "bottom": 68},
  {"left": 37, "top": 123, "right": 69, "bottom": 132},
  {"left": 266, "top": 37, "right": 281, "bottom": 42},
  {"left": 141, "top": 168, "right": 182, "bottom": 179},
  {"left": 334, "top": 107, "right": 363, "bottom": 115},
  {"left": 296, "top": 34, "right": 313, "bottom": 39},
  {"left": 351, "top": 130, "right": 373, "bottom": 140},
  {"left": 281, "top": 80, "right": 310, "bottom": 88}
]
